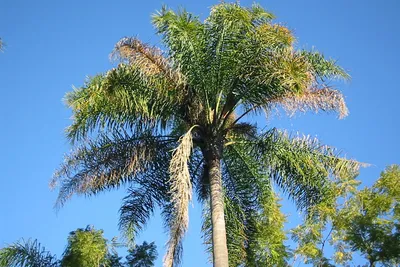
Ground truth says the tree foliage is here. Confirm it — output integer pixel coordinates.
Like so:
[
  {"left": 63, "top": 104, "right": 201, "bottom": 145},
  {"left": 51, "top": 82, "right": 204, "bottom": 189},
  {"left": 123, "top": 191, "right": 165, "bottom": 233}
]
[
  {"left": 0, "top": 226, "right": 158, "bottom": 267},
  {"left": 0, "top": 239, "right": 58, "bottom": 267},
  {"left": 61, "top": 226, "right": 109, "bottom": 267},
  {"left": 292, "top": 165, "right": 400, "bottom": 267},
  {"left": 339, "top": 165, "right": 400, "bottom": 266},
  {"left": 126, "top": 241, "right": 158, "bottom": 267}
]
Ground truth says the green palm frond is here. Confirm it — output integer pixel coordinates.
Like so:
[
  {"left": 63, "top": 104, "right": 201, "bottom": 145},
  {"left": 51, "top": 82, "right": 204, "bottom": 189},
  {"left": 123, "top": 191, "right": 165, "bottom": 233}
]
[
  {"left": 0, "top": 239, "right": 58, "bottom": 267},
  {"left": 119, "top": 184, "right": 167, "bottom": 245},
  {"left": 52, "top": 131, "right": 176, "bottom": 208},
  {"left": 126, "top": 241, "right": 158, "bottom": 267},
  {"left": 299, "top": 50, "right": 350, "bottom": 81},
  {"left": 117, "top": 146, "right": 171, "bottom": 245},
  {"left": 251, "top": 129, "right": 360, "bottom": 211},
  {"left": 65, "top": 63, "right": 179, "bottom": 142},
  {"left": 152, "top": 6, "right": 205, "bottom": 87}
]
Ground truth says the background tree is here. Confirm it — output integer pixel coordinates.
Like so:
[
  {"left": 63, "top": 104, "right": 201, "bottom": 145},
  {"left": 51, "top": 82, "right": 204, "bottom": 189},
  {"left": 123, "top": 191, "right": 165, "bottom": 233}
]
[
  {"left": 126, "top": 241, "right": 158, "bottom": 267},
  {"left": 61, "top": 225, "right": 109, "bottom": 267},
  {"left": 291, "top": 171, "right": 360, "bottom": 266},
  {"left": 0, "top": 239, "right": 58, "bottom": 267},
  {"left": 52, "top": 3, "right": 360, "bottom": 267},
  {"left": 106, "top": 253, "right": 124, "bottom": 267},
  {"left": 0, "top": 226, "right": 141, "bottom": 267},
  {"left": 338, "top": 165, "right": 400, "bottom": 267},
  {"left": 292, "top": 165, "right": 400, "bottom": 267}
]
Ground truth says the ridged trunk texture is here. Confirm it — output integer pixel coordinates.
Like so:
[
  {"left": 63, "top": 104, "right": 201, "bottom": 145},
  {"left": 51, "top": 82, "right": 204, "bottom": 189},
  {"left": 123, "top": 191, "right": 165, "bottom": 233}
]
[{"left": 208, "top": 154, "right": 229, "bottom": 267}]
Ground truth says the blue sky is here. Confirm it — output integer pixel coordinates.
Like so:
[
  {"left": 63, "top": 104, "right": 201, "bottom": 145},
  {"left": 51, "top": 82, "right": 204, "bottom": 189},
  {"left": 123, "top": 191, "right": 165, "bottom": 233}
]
[{"left": 0, "top": 0, "right": 399, "bottom": 266}]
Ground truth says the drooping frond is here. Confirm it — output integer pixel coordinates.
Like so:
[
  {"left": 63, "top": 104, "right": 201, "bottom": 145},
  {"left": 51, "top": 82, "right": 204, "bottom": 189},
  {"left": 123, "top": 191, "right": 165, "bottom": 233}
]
[
  {"left": 0, "top": 239, "right": 58, "bottom": 267},
  {"left": 118, "top": 149, "right": 171, "bottom": 244},
  {"left": 119, "top": 184, "right": 167, "bottom": 245},
  {"left": 164, "top": 128, "right": 194, "bottom": 267},
  {"left": 52, "top": 131, "right": 176, "bottom": 209}
]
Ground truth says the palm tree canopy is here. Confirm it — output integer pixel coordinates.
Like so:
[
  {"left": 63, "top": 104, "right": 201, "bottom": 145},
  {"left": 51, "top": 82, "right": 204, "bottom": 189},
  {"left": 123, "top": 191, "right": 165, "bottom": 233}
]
[
  {"left": 52, "top": 3, "right": 360, "bottom": 266},
  {"left": 126, "top": 241, "right": 158, "bottom": 267},
  {"left": 0, "top": 239, "right": 58, "bottom": 267}
]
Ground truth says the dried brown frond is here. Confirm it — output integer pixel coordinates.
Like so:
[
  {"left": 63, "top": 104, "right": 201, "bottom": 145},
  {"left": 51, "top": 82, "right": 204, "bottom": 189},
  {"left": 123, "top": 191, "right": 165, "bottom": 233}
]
[
  {"left": 164, "top": 128, "right": 195, "bottom": 267},
  {"left": 111, "top": 37, "right": 183, "bottom": 84},
  {"left": 277, "top": 87, "right": 349, "bottom": 119}
]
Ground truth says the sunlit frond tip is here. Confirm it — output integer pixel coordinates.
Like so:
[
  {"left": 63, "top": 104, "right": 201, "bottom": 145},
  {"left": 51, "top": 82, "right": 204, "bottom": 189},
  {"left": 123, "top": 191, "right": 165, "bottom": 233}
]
[
  {"left": 279, "top": 87, "right": 349, "bottom": 119},
  {"left": 110, "top": 36, "right": 182, "bottom": 84}
]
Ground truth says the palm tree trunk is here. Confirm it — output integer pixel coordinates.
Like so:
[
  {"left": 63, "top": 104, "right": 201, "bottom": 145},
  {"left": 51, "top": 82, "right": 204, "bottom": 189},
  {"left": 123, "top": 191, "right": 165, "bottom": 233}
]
[
  {"left": 369, "top": 258, "right": 375, "bottom": 267},
  {"left": 208, "top": 154, "right": 229, "bottom": 267}
]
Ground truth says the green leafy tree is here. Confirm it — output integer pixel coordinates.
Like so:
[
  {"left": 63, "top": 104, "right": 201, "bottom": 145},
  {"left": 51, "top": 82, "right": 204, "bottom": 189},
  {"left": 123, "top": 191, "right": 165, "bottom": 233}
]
[
  {"left": 292, "top": 165, "right": 400, "bottom": 267},
  {"left": 52, "top": 3, "right": 360, "bottom": 266},
  {"left": 126, "top": 241, "right": 157, "bottom": 267},
  {"left": 339, "top": 165, "right": 400, "bottom": 267},
  {"left": 291, "top": 173, "right": 361, "bottom": 266},
  {"left": 61, "top": 226, "right": 109, "bottom": 267}
]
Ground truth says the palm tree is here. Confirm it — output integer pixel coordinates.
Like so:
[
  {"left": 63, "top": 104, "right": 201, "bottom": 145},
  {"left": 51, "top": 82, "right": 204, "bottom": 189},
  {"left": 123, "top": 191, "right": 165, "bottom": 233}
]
[
  {"left": 126, "top": 241, "right": 158, "bottom": 267},
  {"left": 0, "top": 239, "right": 58, "bottom": 267},
  {"left": 52, "top": 3, "right": 360, "bottom": 267}
]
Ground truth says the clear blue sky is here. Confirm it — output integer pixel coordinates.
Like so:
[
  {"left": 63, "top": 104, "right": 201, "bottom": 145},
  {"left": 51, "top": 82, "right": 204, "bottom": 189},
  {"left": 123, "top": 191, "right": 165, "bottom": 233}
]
[{"left": 0, "top": 0, "right": 399, "bottom": 266}]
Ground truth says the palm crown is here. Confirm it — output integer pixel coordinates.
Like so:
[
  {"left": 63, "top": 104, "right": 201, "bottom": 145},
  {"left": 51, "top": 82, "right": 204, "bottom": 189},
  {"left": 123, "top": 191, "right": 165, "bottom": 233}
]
[{"left": 52, "top": 3, "right": 360, "bottom": 267}]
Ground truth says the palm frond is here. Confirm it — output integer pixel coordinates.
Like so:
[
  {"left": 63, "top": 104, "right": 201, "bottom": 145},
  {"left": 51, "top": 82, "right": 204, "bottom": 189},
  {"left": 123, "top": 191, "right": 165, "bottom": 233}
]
[
  {"left": 299, "top": 50, "right": 350, "bottom": 81},
  {"left": 51, "top": 131, "right": 175, "bottom": 209},
  {"left": 275, "top": 87, "right": 349, "bottom": 119},
  {"left": 0, "top": 239, "right": 58, "bottom": 267},
  {"left": 118, "top": 144, "right": 172, "bottom": 247},
  {"left": 111, "top": 37, "right": 183, "bottom": 85},
  {"left": 152, "top": 6, "right": 205, "bottom": 88},
  {"left": 252, "top": 129, "right": 360, "bottom": 211},
  {"left": 119, "top": 184, "right": 166, "bottom": 245},
  {"left": 65, "top": 63, "right": 178, "bottom": 142},
  {"left": 164, "top": 128, "right": 194, "bottom": 267}
]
